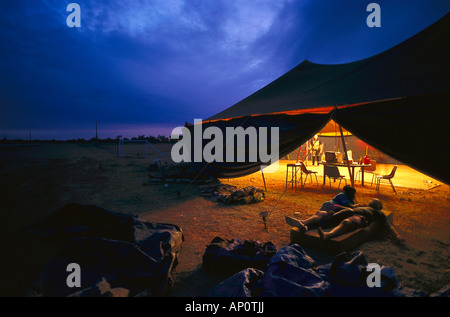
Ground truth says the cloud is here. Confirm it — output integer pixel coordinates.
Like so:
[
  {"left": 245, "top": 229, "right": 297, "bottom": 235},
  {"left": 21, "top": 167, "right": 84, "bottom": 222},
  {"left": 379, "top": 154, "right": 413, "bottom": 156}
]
[
  {"left": 81, "top": 0, "right": 207, "bottom": 37},
  {"left": 0, "top": 0, "right": 449, "bottom": 139},
  {"left": 79, "top": 0, "right": 289, "bottom": 47},
  {"left": 218, "top": 0, "right": 288, "bottom": 51}
]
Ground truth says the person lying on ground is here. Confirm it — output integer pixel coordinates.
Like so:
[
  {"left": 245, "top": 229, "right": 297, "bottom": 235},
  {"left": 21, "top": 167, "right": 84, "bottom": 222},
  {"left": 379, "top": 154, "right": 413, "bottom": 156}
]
[
  {"left": 317, "top": 199, "right": 402, "bottom": 243},
  {"left": 320, "top": 185, "right": 359, "bottom": 211},
  {"left": 285, "top": 185, "right": 359, "bottom": 232}
]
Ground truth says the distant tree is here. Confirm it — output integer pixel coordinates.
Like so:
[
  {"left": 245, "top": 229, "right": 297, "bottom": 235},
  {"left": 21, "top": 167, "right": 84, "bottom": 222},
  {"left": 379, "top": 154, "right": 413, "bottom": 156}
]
[{"left": 157, "top": 135, "right": 168, "bottom": 143}]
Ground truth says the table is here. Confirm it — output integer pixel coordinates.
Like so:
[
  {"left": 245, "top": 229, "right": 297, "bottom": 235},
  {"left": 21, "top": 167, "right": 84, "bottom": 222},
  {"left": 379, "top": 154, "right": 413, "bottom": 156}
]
[
  {"left": 319, "top": 162, "right": 371, "bottom": 187},
  {"left": 285, "top": 163, "right": 302, "bottom": 191}
]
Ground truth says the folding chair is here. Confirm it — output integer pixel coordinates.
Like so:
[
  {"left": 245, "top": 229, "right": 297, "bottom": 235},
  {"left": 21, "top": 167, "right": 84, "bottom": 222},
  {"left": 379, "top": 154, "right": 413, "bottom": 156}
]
[
  {"left": 323, "top": 165, "right": 347, "bottom": 189},
  {"left": 375, "top": 165, "right": 398, "bottom": 194},
  {"left": 300, "top": 162, "right": 318, "bottom": 187}
]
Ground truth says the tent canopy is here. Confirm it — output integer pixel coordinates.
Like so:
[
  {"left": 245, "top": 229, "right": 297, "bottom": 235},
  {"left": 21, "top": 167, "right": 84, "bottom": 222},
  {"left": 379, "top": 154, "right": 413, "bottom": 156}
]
[
  {"left": 208, "top": 12, "right": 449, "bottom": 121},
  {"left": 192, "top": 13, "right": 450, "bottom": 184}
]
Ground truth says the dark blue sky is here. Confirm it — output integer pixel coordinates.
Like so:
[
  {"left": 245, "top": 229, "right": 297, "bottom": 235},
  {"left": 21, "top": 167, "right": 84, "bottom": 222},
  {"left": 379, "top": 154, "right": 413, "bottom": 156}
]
[{"left": 1, "top": 0, "right": 449, "bottom": 140}]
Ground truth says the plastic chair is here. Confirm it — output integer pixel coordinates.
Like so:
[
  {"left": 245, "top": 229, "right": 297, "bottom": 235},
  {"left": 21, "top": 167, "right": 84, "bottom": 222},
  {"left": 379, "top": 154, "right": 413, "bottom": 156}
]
[
  {"left": 300, "top": 162, "right": 318, "bottom": 187},
  {"left": 323, "top": 165, "right": 347, "bottom": 189},
  {"left": 356, "top": 160, "right": 377, "bottom": 186},
  {"left": 375, "top": 165, "right": 398, "bottom": 194}
]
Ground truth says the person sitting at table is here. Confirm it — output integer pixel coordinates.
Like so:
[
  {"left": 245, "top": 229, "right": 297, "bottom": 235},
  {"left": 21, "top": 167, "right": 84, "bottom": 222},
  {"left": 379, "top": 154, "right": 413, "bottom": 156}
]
[
  {"left": 317, "top": 198, "right": 402, "bottom": 243},
  {"left": 286, "top": 185, "right": 358, "bottom": 232}
]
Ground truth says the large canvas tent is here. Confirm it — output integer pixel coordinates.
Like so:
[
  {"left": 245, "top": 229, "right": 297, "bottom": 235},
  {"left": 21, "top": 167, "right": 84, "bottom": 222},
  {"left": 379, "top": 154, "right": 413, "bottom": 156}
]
[{"left": 190, "top": 13, "right": 450, "bottom": 184}]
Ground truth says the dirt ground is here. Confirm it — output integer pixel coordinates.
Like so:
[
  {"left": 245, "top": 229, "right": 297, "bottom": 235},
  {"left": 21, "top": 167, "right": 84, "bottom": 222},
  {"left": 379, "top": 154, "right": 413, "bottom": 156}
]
[{"left": 0, "top": 143, "right": 448, "bottom": 296}]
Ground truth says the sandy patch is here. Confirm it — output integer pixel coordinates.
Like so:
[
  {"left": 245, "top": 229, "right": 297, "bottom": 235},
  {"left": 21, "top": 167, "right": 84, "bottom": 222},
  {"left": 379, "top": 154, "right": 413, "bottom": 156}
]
[{"left": 0, "top": 143, "right": 448, "bottom": 296}]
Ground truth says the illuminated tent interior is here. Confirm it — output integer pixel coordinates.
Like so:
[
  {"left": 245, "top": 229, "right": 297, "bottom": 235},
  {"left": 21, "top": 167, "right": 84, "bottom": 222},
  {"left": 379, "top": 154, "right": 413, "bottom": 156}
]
[
  {"left": 317, "top": 120, "right": 351, "bottom": 137},
  {"left": 190, "top": 13, "right": 450, "bottom": 184},
  {"left": 282, "top": 120, "right": 398, "bottom": 165},
  {"left": 282, "top": 119, "right": 352, "bottom": 161}
]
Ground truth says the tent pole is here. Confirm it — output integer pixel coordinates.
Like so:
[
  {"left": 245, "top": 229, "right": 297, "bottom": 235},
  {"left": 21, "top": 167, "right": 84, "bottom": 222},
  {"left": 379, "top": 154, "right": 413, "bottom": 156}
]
[{"left": 339, "top": 125, "right": 354, "bottom": 187}]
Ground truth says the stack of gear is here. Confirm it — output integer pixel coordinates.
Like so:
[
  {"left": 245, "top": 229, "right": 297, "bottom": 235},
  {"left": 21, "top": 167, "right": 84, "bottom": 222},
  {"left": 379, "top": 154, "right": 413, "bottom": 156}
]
[{"left": 200, "top": 184, "right": 265, "bottom": 205}]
